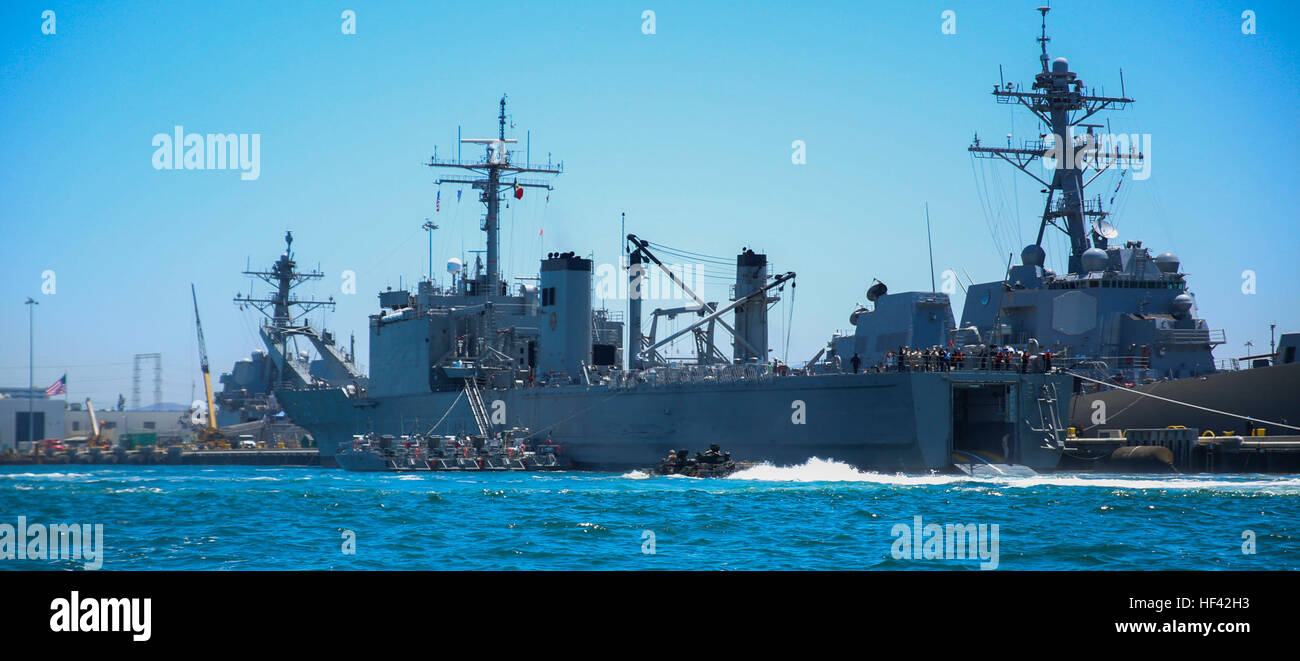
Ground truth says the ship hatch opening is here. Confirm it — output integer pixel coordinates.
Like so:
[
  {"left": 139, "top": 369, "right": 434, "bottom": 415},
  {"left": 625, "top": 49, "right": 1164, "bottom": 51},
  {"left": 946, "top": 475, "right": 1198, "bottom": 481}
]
[{"left": 952, "top": 384, "right": 1016, "bottom": 462}]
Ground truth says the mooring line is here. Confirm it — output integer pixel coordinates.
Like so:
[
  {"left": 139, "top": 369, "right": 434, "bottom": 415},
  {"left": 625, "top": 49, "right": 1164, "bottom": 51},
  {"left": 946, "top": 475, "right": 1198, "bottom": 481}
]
[{"left": 1066, "top": 370, "right": 1300, "bottom": 432}]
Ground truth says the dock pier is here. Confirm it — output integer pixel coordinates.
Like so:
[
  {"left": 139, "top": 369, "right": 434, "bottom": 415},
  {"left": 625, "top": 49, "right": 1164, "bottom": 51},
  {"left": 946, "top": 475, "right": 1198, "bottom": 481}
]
[
  {"left": 1059, "top": 427, "right": 1300, "bottom": 473},
  {"left": 0, "top": 447, "right": 320, "bottom": 467}
]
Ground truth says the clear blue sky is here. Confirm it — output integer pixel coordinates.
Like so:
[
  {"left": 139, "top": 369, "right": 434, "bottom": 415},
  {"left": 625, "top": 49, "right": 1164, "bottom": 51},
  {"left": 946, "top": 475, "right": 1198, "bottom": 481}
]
[{"left": 3, "top": 0, "right": 1297, "bottom": 406}]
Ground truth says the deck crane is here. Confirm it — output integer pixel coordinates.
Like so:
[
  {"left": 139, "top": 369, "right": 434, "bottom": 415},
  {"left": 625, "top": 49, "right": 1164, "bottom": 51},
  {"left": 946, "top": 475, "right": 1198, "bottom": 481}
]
[{"left": 191, "top": 284, "right": 228, "bottom": 449}]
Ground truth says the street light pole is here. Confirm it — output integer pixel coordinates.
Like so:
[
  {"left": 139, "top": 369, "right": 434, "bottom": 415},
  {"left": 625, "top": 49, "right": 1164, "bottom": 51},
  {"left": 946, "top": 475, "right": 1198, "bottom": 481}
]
[{"left": 25, "top": 297, "right": 38, "bottom": 451}]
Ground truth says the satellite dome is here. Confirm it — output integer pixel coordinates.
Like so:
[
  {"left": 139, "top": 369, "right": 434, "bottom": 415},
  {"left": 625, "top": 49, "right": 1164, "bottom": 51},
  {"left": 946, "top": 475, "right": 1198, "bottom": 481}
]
[
  {"left": 1154, "top": 252, "right": 1180, "bottom": 274},
  {"left": 1081, "top": 247, "right": 1109, "bottom": 273},
  {"left": 849, "top": 306, "right": 868, "bottom": 326},
  {"left": 446, "top": 257, "right": 463, "bottom": 274},
  {"left": 1021, "top": 244, "right": 1046, "bottom": 267},
  {"left": 1172, "top": 293, "right": 1194, "bottom": 319},
  {"left": 1052, "top": 57, "right": 1069, "bottom": 73},
  {"left": 866, "top": 281, "right": 888, "bottom": 303}
]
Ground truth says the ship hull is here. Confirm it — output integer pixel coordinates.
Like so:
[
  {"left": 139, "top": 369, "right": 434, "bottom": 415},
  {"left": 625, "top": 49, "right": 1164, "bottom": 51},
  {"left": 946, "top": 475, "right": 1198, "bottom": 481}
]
[
  {"left": 1069, "top": 361, "right": 1300, "bottom": 435},
  {"left": 278, "top": 371, "right": 1072, "bottom": 473},
  {"left": 1071, "top": 361, "right": 1300, "bottom": 434}
]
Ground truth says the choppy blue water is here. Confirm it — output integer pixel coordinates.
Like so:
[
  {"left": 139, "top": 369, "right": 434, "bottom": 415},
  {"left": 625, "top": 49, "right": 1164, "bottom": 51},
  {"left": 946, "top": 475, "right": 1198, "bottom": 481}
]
[{"left": 2, "top": 460, "right": 1297, "bottom": 570}]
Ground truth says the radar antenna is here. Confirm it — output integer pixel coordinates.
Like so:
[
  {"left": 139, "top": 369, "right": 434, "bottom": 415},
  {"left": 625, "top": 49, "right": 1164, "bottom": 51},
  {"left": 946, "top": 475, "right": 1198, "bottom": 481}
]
[
  {"left": 233, "top": 231, "right": 357, "bottom": 388},
  {"left": 427, "top": 95, "right": 562, "bottom": 297},
  {"left": 969, "top": 7, "right": 1144, "bottom": 274}
]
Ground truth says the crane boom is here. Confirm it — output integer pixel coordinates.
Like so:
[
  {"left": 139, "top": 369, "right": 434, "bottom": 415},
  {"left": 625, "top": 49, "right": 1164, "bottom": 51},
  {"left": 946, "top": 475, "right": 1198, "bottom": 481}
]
[
  {"left": 639, "top": 270, "right": 796, "bottom": 358},
  {"left": 191, "top": 284, "right": 218, "bottom": 432},
  {"left": 85, "top": 398, "right": 101, "bottom": 437}
]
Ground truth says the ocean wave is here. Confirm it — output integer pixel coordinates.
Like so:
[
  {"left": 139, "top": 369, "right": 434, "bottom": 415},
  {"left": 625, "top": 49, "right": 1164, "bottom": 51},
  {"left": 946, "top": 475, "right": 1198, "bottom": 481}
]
[
  {"left": 727, "top": 457, "right": 965, "bottom": 485},
  {"left": 112, "top": 487, "right": 164, "bottom": 494},
  {"left": 724, "top": 458, "right": 1300, "bottom": 493},
  {"left": 990, "top": 474, "right": 1300, "bottom": 493},
  {"left": 0, "top": 472, "right": 95, "bottom": 480}
]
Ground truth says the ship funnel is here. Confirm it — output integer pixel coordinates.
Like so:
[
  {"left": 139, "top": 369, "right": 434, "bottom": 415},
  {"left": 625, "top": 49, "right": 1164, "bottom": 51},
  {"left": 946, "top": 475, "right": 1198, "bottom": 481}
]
[
  {"left": 734, "top": 249, "right": 769, "bottom": 363},
  {"left": 538, "top": 252, "right": 593, "bottom": 380}
]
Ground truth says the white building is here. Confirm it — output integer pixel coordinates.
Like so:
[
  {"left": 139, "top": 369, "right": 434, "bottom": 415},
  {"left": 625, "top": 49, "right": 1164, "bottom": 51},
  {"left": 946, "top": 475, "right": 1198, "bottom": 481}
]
[
  {"left": 0, "top": 387, "right": 67, "bottom": 451},
  {"left": 0, "top": 388, "right": 196, "bottom": 451},
  {"left": 63, "top": 403, "right": 192, "bottom": 444}
]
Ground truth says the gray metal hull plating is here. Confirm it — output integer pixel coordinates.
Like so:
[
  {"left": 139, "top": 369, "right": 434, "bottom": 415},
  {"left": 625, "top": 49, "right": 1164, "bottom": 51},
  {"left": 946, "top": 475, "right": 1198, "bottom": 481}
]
[
  {"left": 1070, "top": 361, "right": 1300, "bottom": 435},
  {"left": 278, "top": 371, "right": 1072, "bottom": 472}
]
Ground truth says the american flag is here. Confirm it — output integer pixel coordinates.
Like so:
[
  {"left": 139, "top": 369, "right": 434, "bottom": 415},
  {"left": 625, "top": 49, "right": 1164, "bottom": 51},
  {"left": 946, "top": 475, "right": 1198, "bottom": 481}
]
[{"left": 45, "top": 374, "right": 66, "bottom": 397}]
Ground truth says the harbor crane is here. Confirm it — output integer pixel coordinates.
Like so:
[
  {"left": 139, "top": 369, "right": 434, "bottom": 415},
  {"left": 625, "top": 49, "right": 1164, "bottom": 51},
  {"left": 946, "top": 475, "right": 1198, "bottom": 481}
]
[
  {"left": 191, "top": 284, "right": 228, "bottom": 449},
  {"left": 84, "top": 398, "right": 109, "bottom": 449}
]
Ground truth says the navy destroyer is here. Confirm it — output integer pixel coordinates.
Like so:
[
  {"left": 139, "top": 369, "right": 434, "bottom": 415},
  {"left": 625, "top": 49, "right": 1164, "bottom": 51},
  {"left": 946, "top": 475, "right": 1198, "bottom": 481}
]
[
  {"left": 939, "top": 7, "right": 1299, "bottom": 438},
  {"left": 215, "top": 231, "right": 366, "bottom": 429},
  {"left": 276, "top": 96, "right": 1074, "bottom": 472}
]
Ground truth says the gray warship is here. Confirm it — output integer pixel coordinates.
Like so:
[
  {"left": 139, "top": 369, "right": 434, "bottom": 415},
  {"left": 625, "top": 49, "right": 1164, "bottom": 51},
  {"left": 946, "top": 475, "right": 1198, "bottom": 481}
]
[
  {"left": 941, "top": 7, "right": 1299, "bottom": 437},
  {"left": 215, "top": 231, "right": 366, "bottom": 429},
  {"left": 276, "top": 96, "right": 1075, "bottom": 472}
]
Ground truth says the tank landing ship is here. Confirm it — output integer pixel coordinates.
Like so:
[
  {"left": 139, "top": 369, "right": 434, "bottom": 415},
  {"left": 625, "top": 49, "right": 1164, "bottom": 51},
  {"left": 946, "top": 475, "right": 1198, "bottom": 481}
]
[
  {"left": 276, "top": 96, "right": 1075, "bottom": 473},
  {"left": 955, "top": 7, "right": 1299, "bottom": 438}
]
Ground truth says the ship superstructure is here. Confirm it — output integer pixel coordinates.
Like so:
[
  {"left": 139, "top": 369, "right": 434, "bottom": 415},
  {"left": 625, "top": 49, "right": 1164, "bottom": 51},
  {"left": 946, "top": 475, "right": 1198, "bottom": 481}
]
[
  {"left": 960, "top": 7, "right": 1222, "bottom": 383},
  {"left": 954, "top": 8, "right": 1297, "bottom": 435}
]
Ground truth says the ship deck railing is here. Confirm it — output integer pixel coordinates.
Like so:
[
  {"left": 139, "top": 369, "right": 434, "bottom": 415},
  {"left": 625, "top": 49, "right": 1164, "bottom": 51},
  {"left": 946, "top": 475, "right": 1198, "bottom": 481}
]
[{"left": 592, "top": 360, "right": 1067, "bottom": 390}]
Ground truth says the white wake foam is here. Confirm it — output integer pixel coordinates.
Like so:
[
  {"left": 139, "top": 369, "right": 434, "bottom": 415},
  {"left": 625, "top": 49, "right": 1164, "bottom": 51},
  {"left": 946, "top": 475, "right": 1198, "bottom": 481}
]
[
  {"left": 991, "top": 474, "right": 1300, "bottom": 492},
  {"left": 0, "top": 472, "right": 95, "bottom": 480},
  {"left": 723, "top": 457, "right": 1300, "bottom": 492},
  {"left": 727, "top": 457, "right": 965, "bottom": 485}
]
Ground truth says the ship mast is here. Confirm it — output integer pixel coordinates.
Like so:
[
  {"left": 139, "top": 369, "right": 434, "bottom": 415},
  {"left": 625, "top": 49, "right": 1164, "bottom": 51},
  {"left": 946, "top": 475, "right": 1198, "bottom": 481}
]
[
  {"left": 969, "top": 6, "right": 1142, "bottom": 274},
  {"left": 235, "top": 231, "right": 334, "bottom": 328},
  {"left": 428, "top": 95, "right": 562, "bottom": 296},
  {"left": 233, "top": 230, "right": 339, "bottom": 385}
]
